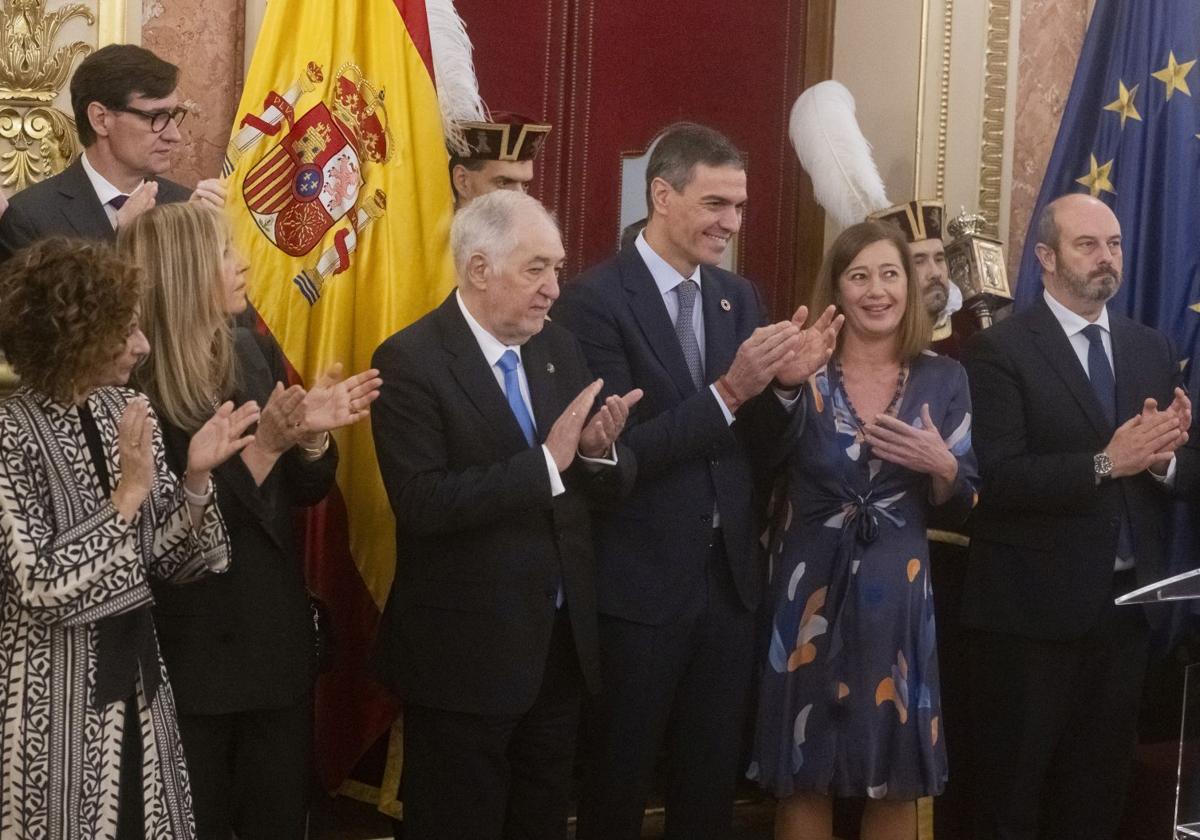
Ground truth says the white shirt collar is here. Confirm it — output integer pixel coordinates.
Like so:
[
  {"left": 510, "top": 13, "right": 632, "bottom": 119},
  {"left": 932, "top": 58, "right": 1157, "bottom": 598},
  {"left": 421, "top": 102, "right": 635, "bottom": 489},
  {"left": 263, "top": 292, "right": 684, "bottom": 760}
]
[
  {"left": 80, "top": 150, "right": 137, "bottom": 208},
  {"left": 1043, "top": 288, "right": 1110, "bottom": 338},
  {"left": 634, "top": 230, "right": 701, "bottom": 297},
  {"left": 455, "top": 290, "right": 522, "bottom": 368}
]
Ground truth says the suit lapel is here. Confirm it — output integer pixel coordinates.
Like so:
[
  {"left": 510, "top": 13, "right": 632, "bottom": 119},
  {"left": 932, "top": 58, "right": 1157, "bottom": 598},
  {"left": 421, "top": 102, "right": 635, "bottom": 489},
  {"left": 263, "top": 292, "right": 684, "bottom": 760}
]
[
  {"left": 1110, "top": 315, "right": 1143, "bottom": 425},
  {"left": 701, "top": 267, "right": 736, "bottom": 385},
  {"left": 521, "top": 334, "right": 561, "bottom": 444},
  {"left": 56, "top": 159, "right": 118, "bottom": 241},
  {"left": 1029, "top": 297, "right": 1112, "bottom": 437},
  {"left": 619, "top": 247, "right": 700, "bottom": 398},
  {"left": 439, "top": 294, "right": 537, "bottom": 452}
]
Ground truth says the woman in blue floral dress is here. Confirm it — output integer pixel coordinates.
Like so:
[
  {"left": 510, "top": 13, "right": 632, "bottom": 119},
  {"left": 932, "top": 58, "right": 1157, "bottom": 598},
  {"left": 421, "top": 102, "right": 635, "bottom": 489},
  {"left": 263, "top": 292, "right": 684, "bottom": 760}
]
[{"left": 750, "top": 222, "right": 978, "bottom": 840}]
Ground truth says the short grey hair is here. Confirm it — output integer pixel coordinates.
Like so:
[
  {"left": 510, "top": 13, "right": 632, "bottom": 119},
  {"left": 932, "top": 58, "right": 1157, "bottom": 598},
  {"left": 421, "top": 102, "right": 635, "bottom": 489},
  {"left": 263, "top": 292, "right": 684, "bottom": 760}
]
[{"left": 450, "top": 190, "right": 559, "bottom": 281}]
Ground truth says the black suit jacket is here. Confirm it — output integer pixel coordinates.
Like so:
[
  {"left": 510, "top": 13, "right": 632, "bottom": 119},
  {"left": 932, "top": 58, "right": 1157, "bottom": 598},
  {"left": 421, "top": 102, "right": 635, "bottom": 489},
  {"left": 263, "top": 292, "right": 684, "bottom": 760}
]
[
  {"left": 962, "top": 297, "right": 1196, "bottom": 639},
  {"left": 0, "top": 157, "right": 191, "bottom": 261},
  {"left": 370, "top": 293, "right": 635, "bottom": 716},
  {"left": 151, "top": 328, "right": 338, "bottom": 714},
  {"left": 552, "top": 246, "right": 792, "bottom": 624}
]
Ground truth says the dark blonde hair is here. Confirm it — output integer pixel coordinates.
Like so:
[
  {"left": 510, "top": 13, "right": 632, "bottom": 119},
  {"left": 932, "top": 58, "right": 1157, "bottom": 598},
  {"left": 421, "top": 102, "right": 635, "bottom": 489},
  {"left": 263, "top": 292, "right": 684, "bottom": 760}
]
[
  {"left": 0, "top": 238, "right": 143, "bottom": 403},
  {"left": 119, "top": 203, "right": 235, "bottom": 431},
  {"left": 809, "top": 221, "right": 931, "bottom": 360}
]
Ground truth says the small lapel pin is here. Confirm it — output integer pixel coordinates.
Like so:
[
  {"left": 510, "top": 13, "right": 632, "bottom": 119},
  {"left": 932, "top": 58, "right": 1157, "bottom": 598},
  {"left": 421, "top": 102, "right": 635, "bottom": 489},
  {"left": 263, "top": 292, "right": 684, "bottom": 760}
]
[
  {"left": 720, "top": 298, "right": 731, "bottom": 311},
  {"left": 546, "top": 362, "right": 555, "bottom": 373}
]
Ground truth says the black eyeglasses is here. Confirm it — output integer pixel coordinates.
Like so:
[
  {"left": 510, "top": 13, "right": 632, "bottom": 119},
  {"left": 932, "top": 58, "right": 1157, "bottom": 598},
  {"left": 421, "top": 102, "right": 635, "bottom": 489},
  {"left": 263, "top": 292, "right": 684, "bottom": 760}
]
[{"left": 113, "top": 104, "right": 189, "bottom": 133}]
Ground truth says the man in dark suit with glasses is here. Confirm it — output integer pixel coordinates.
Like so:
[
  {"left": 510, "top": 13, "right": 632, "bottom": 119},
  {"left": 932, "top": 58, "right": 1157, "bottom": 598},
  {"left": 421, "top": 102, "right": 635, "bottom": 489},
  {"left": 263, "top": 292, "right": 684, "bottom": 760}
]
[{"left": 0, "top": 43, "right": 225, "bottom": 262}]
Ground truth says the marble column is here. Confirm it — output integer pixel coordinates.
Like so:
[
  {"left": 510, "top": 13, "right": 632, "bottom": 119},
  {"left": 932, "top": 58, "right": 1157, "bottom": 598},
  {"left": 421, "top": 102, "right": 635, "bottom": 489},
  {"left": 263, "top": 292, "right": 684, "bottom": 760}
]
[
  {"left": 1006, "top": 0, "right": 1089, "bottom": 283},
  {"left": 142, "top": 0, "right": 246, "bottom": 188}
]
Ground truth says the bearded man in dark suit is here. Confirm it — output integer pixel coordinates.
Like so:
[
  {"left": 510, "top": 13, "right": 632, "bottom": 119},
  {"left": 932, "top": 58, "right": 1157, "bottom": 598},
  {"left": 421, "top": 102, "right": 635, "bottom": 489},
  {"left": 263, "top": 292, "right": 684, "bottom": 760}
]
[{"left": 963, "top": 193, "right": 1196, "bottom": 840}]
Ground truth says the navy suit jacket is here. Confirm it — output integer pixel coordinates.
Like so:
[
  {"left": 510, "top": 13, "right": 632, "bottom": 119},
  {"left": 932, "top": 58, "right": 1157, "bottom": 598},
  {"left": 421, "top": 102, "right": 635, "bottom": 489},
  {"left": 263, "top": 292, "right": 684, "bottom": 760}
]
[
  {"left": 963, "top": 297, "right": 1197, "bottom": 638},
  {"left": 554, "top": 246, "right": 792, "bottom": 624},
  {"left": 0, "top": 158, "right": 191, "bottom": 261}
]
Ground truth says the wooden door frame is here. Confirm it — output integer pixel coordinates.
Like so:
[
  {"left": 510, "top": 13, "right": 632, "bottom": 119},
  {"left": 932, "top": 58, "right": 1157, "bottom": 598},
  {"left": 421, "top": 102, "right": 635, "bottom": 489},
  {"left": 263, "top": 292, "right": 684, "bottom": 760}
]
[{"left": 788, "top": 0, "right": 837, "bottom": 319}]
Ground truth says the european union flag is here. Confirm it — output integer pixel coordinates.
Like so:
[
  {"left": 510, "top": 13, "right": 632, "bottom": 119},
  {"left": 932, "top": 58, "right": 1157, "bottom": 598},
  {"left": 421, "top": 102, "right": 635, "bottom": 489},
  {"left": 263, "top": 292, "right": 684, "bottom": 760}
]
[{"left": 1015, "top": 0, "right": 1200, "bottom": 579}]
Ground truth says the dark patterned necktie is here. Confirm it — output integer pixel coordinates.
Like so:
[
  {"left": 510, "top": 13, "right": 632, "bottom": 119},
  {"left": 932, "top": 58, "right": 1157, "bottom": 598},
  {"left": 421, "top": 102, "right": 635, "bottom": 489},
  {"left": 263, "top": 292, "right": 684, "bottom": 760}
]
[
  {"left": 1083, "top": 324, "right": 1116, "bottom": 427},
  {"left": 674, "top": 279, "right": 704, "bottom": 389},
  {"left": 1083, "top": 323, "right": 1135, "bottom": 560},
  {"left": 108, "top": 194, "right": 129, "bottom": 210}
]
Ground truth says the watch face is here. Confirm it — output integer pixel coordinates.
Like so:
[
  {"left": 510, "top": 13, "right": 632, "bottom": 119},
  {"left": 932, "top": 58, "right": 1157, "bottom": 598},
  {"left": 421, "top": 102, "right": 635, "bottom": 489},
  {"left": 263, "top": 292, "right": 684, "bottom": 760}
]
[{"left": 1095, "top": 453, "right": 1114, "bottom": 476}]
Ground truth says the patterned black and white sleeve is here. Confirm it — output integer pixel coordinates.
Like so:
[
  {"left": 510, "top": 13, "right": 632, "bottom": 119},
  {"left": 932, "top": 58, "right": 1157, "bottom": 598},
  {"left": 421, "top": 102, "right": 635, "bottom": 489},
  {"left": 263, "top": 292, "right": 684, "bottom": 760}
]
[{"left": 0, "top": 413, "right": 151, "bottom": 626}]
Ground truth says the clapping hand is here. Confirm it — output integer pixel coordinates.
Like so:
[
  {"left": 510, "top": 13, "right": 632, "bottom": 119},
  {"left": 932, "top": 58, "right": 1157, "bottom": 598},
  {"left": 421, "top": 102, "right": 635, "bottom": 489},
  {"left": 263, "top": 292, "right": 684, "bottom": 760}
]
[
  {"left": 301, "top": 363, "right": 382, "bottom": 434},
  {"left": 187, "top": 400, "right": 259, "bottom": 477},
  {"left": 112, "top": 396, "right": 155, "bottom": 520},
  {"left": 254, "top": 382, "right": 309, "bottom": 455},
  {"left": 774, "top": 304, "right": 845, "bottom": 389},
  {"left": 719, "top": 322, "right": 801, "bottom": 411},
  {"left": 115, "top": 181, "right": 157, "bottom": 229},
  {"left": 1138, "top": 389, "right": 1191, "bottom": 476},
  {"left": 1143, "top": 387, "right": 1191, "bottom": 449},
  {"left": 1105, "top": 400, "right": 1182, "bottom": 478},
  {"left": 863, "top": 404, "right": 958, "bottom": 484},
  {"left": 545, "top": 379, "right": 604, "bottom": 471},
  {"left": 190, "top": 178, "right": 228, "bottom": 210},
  {"left": 579, "top": 388, "right": 644, "bottom": 458}
]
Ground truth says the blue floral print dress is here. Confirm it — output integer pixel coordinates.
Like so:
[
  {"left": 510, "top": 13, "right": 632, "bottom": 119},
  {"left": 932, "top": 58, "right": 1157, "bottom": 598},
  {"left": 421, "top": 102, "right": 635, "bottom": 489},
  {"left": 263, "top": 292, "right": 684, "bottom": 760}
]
[{"left": 749, "top": 351, "right": 978, "bottom": 801}]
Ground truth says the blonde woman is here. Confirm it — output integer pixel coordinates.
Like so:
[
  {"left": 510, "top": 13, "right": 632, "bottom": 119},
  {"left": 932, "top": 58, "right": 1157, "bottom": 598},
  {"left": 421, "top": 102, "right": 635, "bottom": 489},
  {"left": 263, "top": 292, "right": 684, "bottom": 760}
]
[
  {"left": 0, "top": 237, "right": 257, "bottom": 840},
  {"left": 119, "top": 203, "right": 380, "bottom": 840}
]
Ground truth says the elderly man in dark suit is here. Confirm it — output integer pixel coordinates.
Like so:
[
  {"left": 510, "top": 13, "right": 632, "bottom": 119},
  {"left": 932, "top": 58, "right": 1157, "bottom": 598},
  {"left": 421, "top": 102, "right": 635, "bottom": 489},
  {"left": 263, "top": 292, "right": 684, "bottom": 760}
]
[
  {"left": 0, "top": 44, "right": 225, "bottom": 260},
  {"left": 553, "top": 122, "right": 840, "bottom": 840},
  {"left": 963, "top": 193, "right": 1195, "bottom": 840},
  {"left": 370, "top": 189, "right": 640, "bottom": 840}
]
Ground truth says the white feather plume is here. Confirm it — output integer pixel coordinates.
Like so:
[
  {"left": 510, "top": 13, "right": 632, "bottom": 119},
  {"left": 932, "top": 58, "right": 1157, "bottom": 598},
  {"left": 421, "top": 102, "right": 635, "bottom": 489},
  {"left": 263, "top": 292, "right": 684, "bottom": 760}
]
[
  {"left": 789, "top": 81, "right": 889, "bottom": 227},
  {"left": 425, "top": 0, "right": 486, "bottom": 155}
]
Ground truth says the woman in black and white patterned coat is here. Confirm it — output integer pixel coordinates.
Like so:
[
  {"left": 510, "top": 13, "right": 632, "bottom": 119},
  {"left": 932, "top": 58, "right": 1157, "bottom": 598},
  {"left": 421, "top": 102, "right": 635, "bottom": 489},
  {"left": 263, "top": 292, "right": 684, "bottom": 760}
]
[{"left": 0, "top": 238, "right": 259, "bottom": 840}]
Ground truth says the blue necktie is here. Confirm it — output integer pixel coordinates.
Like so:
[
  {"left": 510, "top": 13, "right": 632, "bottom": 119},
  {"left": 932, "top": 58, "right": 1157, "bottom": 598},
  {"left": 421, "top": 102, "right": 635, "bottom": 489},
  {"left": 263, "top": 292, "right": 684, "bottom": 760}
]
[
  {"left": 1083, "top": 324, "right": 1116, "bottom": 427},
  {"left": 497, "top": 350, "right": 536, "bottom": 446},
  {"left": 498, "top": 349, "right": 563, "bottom": 606},
  {"left": 1083, "top": 324, "right": 1134, "bottom": 560},
  {"left": 674, "top": 280, "right": 704, "bottom": 389}
]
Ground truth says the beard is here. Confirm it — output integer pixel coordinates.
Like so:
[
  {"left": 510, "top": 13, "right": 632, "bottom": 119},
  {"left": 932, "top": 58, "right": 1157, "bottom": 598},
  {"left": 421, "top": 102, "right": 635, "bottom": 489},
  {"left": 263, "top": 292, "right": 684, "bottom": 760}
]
[
  {"left": 1059, "top": 261, "right": 1121, "bottom": 303},
  {"left": 923, "top": 281, "right": 949, "bottom": 318}
]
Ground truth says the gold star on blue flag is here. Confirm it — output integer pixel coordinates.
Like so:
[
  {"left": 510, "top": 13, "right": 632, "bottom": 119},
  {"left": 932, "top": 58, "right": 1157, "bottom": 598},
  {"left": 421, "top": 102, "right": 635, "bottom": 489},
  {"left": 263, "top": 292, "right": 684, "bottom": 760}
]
[
  {"left": 1152, "top": 51, "right": 1196, "bottom": 99},
  {"left": 1103, "top": 80, "right": 1141, "bottom": 127},
  {"left": 1075, "top": 154, "right": 1115, "bottom": 197}
]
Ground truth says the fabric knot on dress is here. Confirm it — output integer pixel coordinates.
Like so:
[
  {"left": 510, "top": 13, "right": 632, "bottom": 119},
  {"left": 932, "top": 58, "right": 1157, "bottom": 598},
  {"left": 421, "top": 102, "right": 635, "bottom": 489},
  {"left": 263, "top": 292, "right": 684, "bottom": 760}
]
[
  {"left": 824, "top": 488, "right": 908, "bottom": 542},
  {"left": 849, "top": 495, "right": 881, "bottom": 544}
]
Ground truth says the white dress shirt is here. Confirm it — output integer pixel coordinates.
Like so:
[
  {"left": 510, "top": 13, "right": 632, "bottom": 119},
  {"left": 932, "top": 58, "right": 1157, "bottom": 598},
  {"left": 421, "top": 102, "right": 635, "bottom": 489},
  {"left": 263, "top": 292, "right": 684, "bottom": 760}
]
[
  {"left": 456, "top": 291, "right": 618, "bottom": 499},
  {"left": 1043, "top": 288, "right": 1114, "bottom": 376},
  {"left": 634, "top": 231, "right": 800, "bottom": 422},
  {"left": 80, "top": 151, "right": 140, "bottom": 229},
  {"left": 456, "top": 291, "right": 566, "bottom": 496},
  {"left": 1043, "top": 289, "right": 1175, "bottom": 569},
  {"left": 634, "top": 232, "right": 735, "bottom": 424}
]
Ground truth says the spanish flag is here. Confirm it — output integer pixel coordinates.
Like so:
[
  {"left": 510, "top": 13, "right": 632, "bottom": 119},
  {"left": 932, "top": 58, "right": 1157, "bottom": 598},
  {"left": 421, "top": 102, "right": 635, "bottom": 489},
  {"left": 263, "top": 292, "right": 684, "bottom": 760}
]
[{"left": 225, "top": 0, "right": 456, "bottom": 805}]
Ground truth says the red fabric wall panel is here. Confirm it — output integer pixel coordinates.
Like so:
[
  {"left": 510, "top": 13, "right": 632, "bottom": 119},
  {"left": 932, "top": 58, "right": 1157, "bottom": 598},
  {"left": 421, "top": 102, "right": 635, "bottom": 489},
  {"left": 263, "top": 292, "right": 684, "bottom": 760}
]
[{"left": 455, "top": 0, "right": 807, "bottom": 318}]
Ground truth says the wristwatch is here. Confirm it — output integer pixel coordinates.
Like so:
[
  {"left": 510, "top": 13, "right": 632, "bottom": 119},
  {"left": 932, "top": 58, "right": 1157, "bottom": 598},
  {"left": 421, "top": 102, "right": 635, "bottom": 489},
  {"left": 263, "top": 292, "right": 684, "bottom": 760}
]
[{"left": 1094, "top": 451, "right": 1114, "bottom": 481}]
